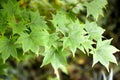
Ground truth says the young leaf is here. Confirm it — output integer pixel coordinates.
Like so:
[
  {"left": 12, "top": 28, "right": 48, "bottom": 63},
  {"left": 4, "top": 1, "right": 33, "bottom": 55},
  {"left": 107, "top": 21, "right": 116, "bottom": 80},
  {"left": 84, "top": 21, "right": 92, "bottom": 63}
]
[
  {"left": 92, "top": 39, "right": 119, "bottom": 71},
  {"left": 0, "top": 37, "right": 17, "bottom": 62},
  {"left": 41, "top": 47, "right": 68, "bottom": 79},
  {"left": 79, "top": 36, "right": 93, "bottom": 55},
  {"left": 29, "top": 11, "right": 48, "bottom": 31},
  {"left": 51, "top": 49, "right": 69, "bottom": 80},
  {"left": 62, "top": 20, "right": 86, "bottom": 56},
  {"left": 41, "top": 47, "right": 67, "bottom": 67},
  {"left": 84, "top": 0, "right": 107, "bottom": 20},
  {"left": 51, "top": 11, "right": 70, "bottom": 35},
  {"left": 8, "top": 16, "right": 26, "bottom": 34},
  {"left": 41, "top": 48, "right": 55, "bottom": 67},
  {"left": 16, "top": 30, "right": 49, "bottom": 55},
  {"left": 48, "top": 33, "right": 59, "bottom": 49},
  {"left": 85, "top": 21, "right": 105, "bottom": 41}
]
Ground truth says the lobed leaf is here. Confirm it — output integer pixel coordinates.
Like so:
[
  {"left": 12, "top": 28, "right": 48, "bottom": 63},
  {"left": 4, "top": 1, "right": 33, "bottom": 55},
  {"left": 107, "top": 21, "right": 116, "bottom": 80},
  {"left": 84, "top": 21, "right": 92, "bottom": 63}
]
[
  {"left": 92, "top": 39, "right": 119, "bottom": 71},
  {"left": 84, "top": 0, "right": 107, "bottom": 20},
  {"left": 0, "top": 37, "right": 17, "bottom": 62},
  {"left": 16, "top": 30, "right": 49, "bottom": 55},
  {"left": 85, "top": 21, "right": 105, "bottom": 41}
]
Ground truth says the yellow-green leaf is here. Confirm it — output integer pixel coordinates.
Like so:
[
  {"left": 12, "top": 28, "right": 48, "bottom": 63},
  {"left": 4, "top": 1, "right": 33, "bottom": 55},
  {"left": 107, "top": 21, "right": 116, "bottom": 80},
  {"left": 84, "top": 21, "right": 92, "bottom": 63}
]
[
  {"left": 92, "top": 39, "right": 119, "bottom": 71},
  {"left": 84, "top": 0, "right": 107, "bottom": 20}
]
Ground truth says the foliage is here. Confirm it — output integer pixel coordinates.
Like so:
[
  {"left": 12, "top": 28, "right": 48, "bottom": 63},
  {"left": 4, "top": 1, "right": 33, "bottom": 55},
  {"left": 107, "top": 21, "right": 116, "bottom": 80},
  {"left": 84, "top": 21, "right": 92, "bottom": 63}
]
[{"left": 0, "top": 0, "right": 119, "bottom": 80}]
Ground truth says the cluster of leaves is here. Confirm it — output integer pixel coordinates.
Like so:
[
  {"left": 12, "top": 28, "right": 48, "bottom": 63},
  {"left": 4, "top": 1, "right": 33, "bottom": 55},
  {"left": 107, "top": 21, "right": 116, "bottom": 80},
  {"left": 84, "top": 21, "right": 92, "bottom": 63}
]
[{"left": 0, "top": 0, "right": 119, "bottom": 79}]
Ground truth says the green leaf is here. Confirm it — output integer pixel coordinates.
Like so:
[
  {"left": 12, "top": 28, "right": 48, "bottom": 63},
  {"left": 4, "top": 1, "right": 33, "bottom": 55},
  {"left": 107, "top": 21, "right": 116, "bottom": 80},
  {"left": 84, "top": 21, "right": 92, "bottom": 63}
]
[
  {"left": 41, "top": 47, "right": 68, "bottom": 79},
  {"left": 85, "top": 21, "right": 105, "bottom": 41},
  {"left": 72, "top": 3, "right": 84, "bottom": 14},
  {"left": 51, "top": 11, "right": 70, "bottom": 35},
  {"left": 41, "top": 47, "right": 67, "bottom": 67},
  {"left": 79, "top": 36, "right": 93, "bottom": 55},
  {"left": 84, "top": 0, "right": 107, "bottom": 20},
  {"left": 8, "top": 16, "right": 26, "bottom": 34},
  {"left": 92, "top": 39, "right": 119, "bottom": 71},
  {"left": 51, "top": 49, "right": 68, "bottom": 79},
  {"left": 29, "top": 11, "right": 48, "bottom": 31},
  {"left": 0, "top": 37, "right": 17, "bottom": 62},
  {"left": 51, "top": 50, "right": 68, "bottom": 72},
  {"left": 48, "top": 33, "right": 59, "bottom": 49},
  {"left": 2, "top": 0, "right": 20, "bottom": 16},
  {"left": 41, "top": 48, "right": 55, "bottom": 67},
  {"left": 16, "top": 30, "right": 49, "bottom": 55},
  {"left": 21, "top": 9, "right": 31, "bottom": 23},
  {"left": 62, "top": 20, "right": 86, "bottom": 56},
  {"left": 0, "top": 12, "right": 8, "bottom": 34}
]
